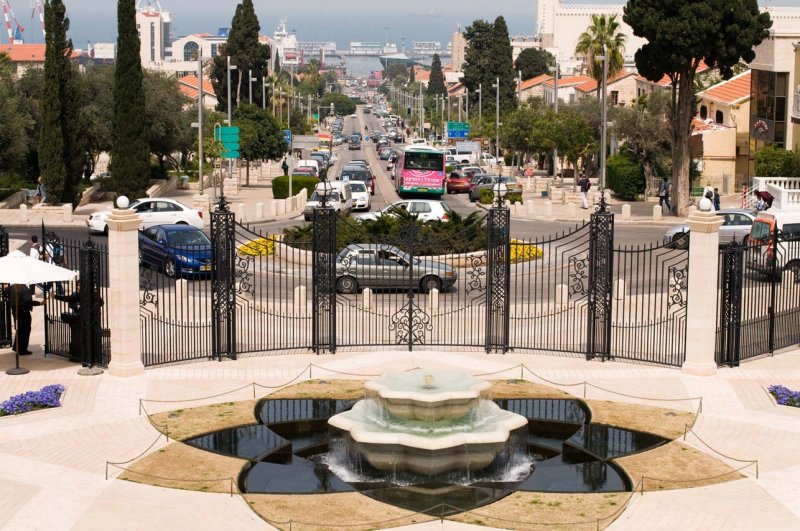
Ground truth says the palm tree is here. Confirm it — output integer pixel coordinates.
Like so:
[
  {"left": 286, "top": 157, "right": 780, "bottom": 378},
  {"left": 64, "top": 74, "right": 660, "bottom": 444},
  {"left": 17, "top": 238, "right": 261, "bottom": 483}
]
[{"left": 575, "top": 14, "right": 627, "bottom": 86}]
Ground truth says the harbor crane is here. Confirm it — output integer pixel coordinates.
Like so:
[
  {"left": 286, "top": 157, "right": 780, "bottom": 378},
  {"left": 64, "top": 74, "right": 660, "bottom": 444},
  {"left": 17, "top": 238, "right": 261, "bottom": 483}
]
[
  {"left": 29, "top": 0, "right": 44, "bottom": 39},
  {"left": 1, "top": 0, "right": 25, "bottom": 44}
]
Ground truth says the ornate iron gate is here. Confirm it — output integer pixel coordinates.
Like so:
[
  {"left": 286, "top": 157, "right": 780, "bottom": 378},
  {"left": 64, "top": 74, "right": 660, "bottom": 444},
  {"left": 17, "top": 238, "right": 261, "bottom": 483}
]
[
  {"left": 42, "top": 231, "right": 110, "bottom": 367},
  {"left": 716, "top": 230, "right": 800, "bottom": 366},
  {"left": 0, "top": 226, "right": 10, "bottom": 348}
]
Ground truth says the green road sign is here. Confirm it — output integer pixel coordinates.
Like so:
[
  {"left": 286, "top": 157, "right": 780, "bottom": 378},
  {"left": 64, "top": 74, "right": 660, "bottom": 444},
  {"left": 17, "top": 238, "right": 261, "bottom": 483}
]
[{"left": 216, "top": 126, "right": 241, "bottom": 159}]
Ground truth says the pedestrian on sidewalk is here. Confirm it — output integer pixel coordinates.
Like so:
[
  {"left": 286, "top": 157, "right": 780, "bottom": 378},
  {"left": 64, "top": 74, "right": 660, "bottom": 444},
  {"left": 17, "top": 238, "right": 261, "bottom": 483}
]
[
  {"left": 6, "top": 284, "right": 43, "bottom": 355},
  {"left": 281, "top": 158, "right": 289, "bottom": 177},
  {"left": 35, "top": 177, "right": 47, "bottom": 205},
  {"left": 713, "top": 188, "right": 721, "bottom": 211},
  {"left": 28, "top": 235, "right": 43, "bottom": 261},
  {"left": 658, "top": 178, "right": 672, "bottom": 213},
  {"left": 578, "top": 175, "right": 591, "bottom": 209}
]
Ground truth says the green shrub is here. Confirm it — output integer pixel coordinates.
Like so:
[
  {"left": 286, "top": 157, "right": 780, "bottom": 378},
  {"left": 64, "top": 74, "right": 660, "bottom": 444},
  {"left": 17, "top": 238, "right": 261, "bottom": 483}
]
[
  {"left": 272, "top": 175, "right": 318, "bottom": 199},
  {"left": 606, "top": 154, "right": 645, "bottom": 201},
  {"left": 479, "top": 189, "right": 495, "bottom": 204},
  {"left": 755, "top": 145, "right": 800, "bottom": 177},
  {"left": 506, "top": 192, "right": 523, "bottom": 204},
  {"left": 445, "top": 166, "right": 454, "bottom": 173},
  {"left": 150, "top": 165, "right": 168, "bottom": 181},
  {"left": 503, "top": 152, "right": 513, "bottom": 166}
]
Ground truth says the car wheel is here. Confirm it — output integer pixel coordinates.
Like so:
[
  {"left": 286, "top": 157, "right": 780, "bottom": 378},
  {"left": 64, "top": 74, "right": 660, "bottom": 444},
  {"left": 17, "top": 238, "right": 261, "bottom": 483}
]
[
  {"left": 420, "top": 275, "right": 442, "bottom": 294},
  {"left": 164, "top": 257, "right": 177, "bottom": 278},
  {"left": 336, "top": 276, "right": 358, "bottom": 294},
  {"left": 672, "top": 233, "right": 689, "bottom": 250}
]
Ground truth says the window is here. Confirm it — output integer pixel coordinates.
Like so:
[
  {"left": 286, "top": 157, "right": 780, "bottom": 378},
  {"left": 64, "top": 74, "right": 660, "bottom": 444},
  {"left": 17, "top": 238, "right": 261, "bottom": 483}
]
[
  {"left": 355, "top": 251, "right": 376, "bottom": 266},
  {"left": 184, "top": 41, "right": 199, "bottom": 61},
  {"left": 700, "top": 105, "right": 708, "bottom": 120},
  {"left": 610, "top": 91, "right": 619, "bottom": 106},
  {"left": 150, "top": 23, "right": 155, "bottom": 62},
  {"left": 715, "top": 110, "right": 724, "bottom": 124},
  {"left": 211, "top": 44, "right": 218, "bottom": 57},
  {"left": 411, "top": 202, "right": 432, "bottom": 214}
]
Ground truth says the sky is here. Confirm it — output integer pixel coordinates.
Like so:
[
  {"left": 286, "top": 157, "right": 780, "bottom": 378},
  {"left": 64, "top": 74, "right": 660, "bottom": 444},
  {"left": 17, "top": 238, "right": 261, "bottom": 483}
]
[{"left": 10, "top": 0, "right": 800, "bottom": 49}]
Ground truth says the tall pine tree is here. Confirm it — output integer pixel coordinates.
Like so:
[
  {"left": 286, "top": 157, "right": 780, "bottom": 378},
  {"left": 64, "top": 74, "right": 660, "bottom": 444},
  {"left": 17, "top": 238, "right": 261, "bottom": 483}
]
[
  {"left": 111, "top": 0, "right": 150, "bottom": 198},
  {"left": 38, "top": 0, "right": 68, "bottom": 203},
  {"left": 490, "top": 16, "right": 517, "bottom": 114},
  {"left": 462, "top": 17, "right": 517, "bottom": 117},
  {"left": 427, "top": 54, "right": 446, "bottom": 97}
]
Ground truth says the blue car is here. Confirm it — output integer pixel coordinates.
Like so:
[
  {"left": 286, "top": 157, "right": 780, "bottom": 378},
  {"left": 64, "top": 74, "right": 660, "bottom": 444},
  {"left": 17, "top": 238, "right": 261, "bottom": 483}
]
[{"left": 139, "top": 224, "right": 212, "bottom": 278}]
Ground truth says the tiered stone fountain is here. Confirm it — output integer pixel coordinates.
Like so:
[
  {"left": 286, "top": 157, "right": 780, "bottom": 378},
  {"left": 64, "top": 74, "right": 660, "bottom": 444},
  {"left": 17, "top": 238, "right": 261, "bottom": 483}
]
[{"left": 328, "top": 370, "right": 529, "bottom": 476}]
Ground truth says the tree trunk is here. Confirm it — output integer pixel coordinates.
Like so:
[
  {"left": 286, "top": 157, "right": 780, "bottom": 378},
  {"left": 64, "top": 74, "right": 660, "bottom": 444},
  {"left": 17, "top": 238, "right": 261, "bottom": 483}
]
[
  {"left": 236, "top": 69, "right": 243, "bottom": 108},
  {"left": 671, "top": 73, "right": 696, "bottom": 216},
  {"left": 246, "top": 159, "right": 250, "bottom": 187}
]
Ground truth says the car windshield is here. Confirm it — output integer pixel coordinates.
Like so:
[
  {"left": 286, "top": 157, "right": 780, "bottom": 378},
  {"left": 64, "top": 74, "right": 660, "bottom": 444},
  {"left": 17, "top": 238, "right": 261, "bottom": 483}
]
[
  {"left": 350, "top": 182, "right": 367, "bottom": 192},
  {"left": 341, "top": 171, "right": 369, "bottom": 181},
  {"left": 167, "top": 230, "right": 210, "bottom": 247},
  {"left": 750, "top": 220, "right": 772, "bottom": 241},
  {"left": 310, "top": 191, "right": 340, "bottom": 202},
  {"left": 404, "top": 151, "right": 444, "bottom": 171}
]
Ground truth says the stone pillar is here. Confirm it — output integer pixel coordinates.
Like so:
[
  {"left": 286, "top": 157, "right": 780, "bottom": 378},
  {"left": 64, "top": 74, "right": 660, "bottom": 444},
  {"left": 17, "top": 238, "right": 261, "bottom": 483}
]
[
  {"left": 555, "top": 284, "right": 569, "bottom": 309},
  {"left": 294, "top": 286, "right": 307, "bottom": 315},
  {"left": 62, "top": 204, "right": 73, "bottom": 223},
  {"left": 106, "top": 208, "right": 145, "bottom": 377},
  {"left": 363, "top": 288, "right": 374, "bottom": 309},
  {"left": 256, "top": 202, "right": 264, "bottom": 219},
  {"left": 621, "top": 204, "right": 631, "bottom": 220},
  {"left": 653, "top": 205, "right": 663, "bottom": 221},
  {"left": 682, "top": 211, "right": 724, "bottom": 376},
  {"left": 19, "top": 204, "right": 28, "bottom": 222},
  {"left": 236, "top": 203, "right": 246, "bottom": 223}
]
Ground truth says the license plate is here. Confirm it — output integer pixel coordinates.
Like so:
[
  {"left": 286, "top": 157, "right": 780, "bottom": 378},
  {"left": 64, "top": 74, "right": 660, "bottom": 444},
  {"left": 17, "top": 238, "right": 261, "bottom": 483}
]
[
  {"left": 418, "top": 188, "right": 428, "bottom": 192},
  {"left": 201, "top": 265, "right": 211, "bottom": 271}
]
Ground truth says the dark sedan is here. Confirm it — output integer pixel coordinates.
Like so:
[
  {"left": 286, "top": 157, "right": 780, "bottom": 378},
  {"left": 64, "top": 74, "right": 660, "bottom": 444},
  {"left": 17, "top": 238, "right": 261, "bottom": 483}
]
[{"left": 139, "top": 224, "right": 212, "bottom": 278}]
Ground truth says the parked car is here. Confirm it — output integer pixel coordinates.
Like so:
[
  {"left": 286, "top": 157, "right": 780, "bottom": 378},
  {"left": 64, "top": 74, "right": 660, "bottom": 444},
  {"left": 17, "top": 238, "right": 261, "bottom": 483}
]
[
  {"left": 335, "top": 244, "right": 457, "bottom": 294},
  {"left": 349, "top": 181, "right": 371, "bottom": 211},
  {"left": 468, "top": 176, "right": 519, "bottom": 202},
  {"left": 293, "top": 166, "right": 319, "bottom": 178},
  {"left": 138, "top": 225, "right": 211, "bottom": 278},
  {"left": 88, "top": 198, "right": 203, "bottom": 234},
  {"left": 479, "top": 154, "right": 499, "bottom": 166},
  {"left": 446, "top": 171, "right": 475, "bottom": 194},
  {"left": 356, "top": 199, "right": 451, "bottom": 223},
  {"left": 664, "top": 209, "right": 757, "bottom": 249}
]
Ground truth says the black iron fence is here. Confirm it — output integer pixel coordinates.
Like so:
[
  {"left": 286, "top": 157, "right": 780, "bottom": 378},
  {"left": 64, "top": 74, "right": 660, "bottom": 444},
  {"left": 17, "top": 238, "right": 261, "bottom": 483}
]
[
  {"left": 42, "top": 230, "right": 110, "bottom": 367},
  {"left": 0, "top": 226, "right": 10, "bottom": 349},
  {"left": 716, "top": 230, "right": 800, "bottom": 366}
]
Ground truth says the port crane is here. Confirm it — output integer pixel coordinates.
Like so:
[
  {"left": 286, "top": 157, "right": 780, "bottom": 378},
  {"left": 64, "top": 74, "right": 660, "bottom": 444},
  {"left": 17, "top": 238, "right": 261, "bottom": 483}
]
[
  {"left": 1, "top": 0, "right": 25, "bottom": 44},
  {"left": 30, "top": 0, "right": 44, "bottom": 39}
]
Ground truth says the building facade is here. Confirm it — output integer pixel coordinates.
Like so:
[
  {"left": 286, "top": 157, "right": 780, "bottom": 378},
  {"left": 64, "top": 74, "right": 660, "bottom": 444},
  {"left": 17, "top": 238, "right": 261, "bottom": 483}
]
[
  {"left": 450, "top": 32, "right": 467, "bottom": 71},
  {"left": 136, "top": 5, "right": 172, "bottom": 66}
]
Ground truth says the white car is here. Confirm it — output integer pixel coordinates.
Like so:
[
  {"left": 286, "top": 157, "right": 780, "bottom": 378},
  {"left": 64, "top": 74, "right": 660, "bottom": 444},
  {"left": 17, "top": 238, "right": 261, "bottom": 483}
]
[
  {"left": 349, "top": 181, "right": 371, "bottom": 211},
  {"left": 87, "top": 198, "right": 204, "bottom": 234},
  {"left": 480, "top": 153, "right": 499, "bottom": 165},
  {"left": 356, "top": 200, "right": 451, "bottom": 223}
]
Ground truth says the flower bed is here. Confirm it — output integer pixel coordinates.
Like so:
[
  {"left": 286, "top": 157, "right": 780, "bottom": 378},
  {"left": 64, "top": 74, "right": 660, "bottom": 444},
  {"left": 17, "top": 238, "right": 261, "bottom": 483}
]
[
  {"left": 0, "top": 385, "right": 65, "bottom": 416},
  {"left": 768, "top": 385, "right": 800, "bottom": 408}
]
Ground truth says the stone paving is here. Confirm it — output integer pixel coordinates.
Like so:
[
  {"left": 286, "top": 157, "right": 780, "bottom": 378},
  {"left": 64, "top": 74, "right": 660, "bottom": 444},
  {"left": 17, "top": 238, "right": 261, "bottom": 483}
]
[{"left": 1, "top": 310, "right": 800, "bottom": 530}]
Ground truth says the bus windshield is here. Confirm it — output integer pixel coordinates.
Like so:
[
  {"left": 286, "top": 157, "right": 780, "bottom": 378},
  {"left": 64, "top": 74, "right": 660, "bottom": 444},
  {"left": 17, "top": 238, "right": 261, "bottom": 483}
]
[
  {"left": 750, "top": 220, "right": 771, "bottom": 242},
  {"left": 404, "top": 151, "right": 444, "bottom": 171}
]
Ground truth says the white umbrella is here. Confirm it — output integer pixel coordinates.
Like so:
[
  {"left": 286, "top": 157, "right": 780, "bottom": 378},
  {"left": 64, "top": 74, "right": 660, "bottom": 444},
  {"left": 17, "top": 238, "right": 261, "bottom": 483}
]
[
  {"left": 0, "top": 250, "right": 77, "bottom": 285},
  {"left": 1, "top": 250, "right": 77, "bottom": 376}
]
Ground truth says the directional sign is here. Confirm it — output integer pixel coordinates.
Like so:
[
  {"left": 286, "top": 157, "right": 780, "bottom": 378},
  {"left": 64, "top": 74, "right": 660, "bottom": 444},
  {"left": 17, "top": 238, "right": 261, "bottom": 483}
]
[
  {"left": 215, "top": 126, "right": 240, "bottom": 159},
  {"left": 446, "top": 121, "right": 470, "bottom": 140},
  {"left": 283, "top": 129, "right": 292, "bottom": 146}
]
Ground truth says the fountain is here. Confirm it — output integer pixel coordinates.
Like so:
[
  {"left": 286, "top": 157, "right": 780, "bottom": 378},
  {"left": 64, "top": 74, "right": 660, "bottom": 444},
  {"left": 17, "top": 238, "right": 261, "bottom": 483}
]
[{"left": 327, "top": 370, "right": 529, "bottom": 476}]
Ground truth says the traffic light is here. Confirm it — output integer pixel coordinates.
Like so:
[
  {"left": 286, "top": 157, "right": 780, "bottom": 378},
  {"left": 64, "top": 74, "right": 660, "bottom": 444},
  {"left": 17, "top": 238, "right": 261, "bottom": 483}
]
[{"left": 407, "top": 107, "right": 412, "bottom": 118}]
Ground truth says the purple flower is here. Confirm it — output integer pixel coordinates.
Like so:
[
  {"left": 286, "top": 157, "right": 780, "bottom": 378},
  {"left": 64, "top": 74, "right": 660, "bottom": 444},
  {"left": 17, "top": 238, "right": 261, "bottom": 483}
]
[
  {"left": 769, "top": 385, "right": 800, "bottom": 408},
  {"left": 0, "top": 385, "right": 65, "bottom": 416}
]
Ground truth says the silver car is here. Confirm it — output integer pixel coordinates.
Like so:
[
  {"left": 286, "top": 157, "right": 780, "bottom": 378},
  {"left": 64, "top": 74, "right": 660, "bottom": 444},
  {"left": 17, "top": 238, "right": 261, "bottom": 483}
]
[
  {"left": 335, "top": 244, "right": 458, "bottom": 294},
  {"left": 663, "top": 208, "right": 756, "bottom": 248}
]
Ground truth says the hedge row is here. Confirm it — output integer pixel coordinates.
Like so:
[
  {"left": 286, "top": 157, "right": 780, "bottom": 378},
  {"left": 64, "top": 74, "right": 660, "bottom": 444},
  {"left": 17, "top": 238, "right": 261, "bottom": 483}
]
[{"left": 272, "top": 176, "right": 319, "bottom": 199}]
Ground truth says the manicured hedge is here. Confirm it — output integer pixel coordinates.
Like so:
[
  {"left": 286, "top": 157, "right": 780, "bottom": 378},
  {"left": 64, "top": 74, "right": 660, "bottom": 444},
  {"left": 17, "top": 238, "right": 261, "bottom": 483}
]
[
  {"left": 272, "top": 175, "right": 318, "bottom": 199},
  {"left": 607, "top": 154, "right": 645, "bottom": 201}
]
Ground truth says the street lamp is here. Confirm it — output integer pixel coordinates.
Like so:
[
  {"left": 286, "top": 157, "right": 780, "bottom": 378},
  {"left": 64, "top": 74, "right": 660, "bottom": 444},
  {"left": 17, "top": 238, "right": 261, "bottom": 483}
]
[
  {"left": 248, "top": 69, "right": 253, "bottom": 104},
  {"left": 465, "top": 88, "right": 469, "bottom": 123},
  {"left": 194, "top": 54, "right": 205, "bottom": 195},
  {"left": 492, "top": 77, "right": 500, "bottom": 162},
  {"left": 492, "top": 179, "right": 508, "bottom": 209},
  {"left": 549, "top": 59, "right": 560, "bottom": 181},
  {"left": 226, "top": 56, "right": 237, "bottom": 184},
  {"left": 596, "top": 46, "right": 609, "bottom": 193}
]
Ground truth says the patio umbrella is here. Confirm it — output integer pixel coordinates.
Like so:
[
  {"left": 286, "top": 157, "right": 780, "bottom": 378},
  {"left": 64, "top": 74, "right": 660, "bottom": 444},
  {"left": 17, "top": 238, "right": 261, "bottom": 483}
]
[{"left": 0, "top": 250, "right": 77, "bottom": 375}]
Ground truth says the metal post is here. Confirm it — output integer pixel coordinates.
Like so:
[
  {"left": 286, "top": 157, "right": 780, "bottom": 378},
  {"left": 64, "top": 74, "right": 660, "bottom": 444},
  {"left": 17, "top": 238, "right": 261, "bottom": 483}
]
[
  {"left": 600, "top": 46, "right": 608, "bottom": 190},
  {"left": 517, "top": 70, "right": 522, "bottom": 102},
  {"left": 495, "top": 77, "right": 500, "bottom": 161},
  {"left": 312, "top": 185, "right": 337, "bottom": 354},
  {"left": 466, "top": 88, "right": 469, "bottom": 123},
  {"left": 198, "top": 55, "right": 204, "bottom": 195},
  {"left": 458, "top": 95, "right": 462, "bottom": 122},
  {"left": 554, "top": 59, "right": 559, "bottom": 181},
  {"left": 248, "top": 69, "right": 252, "bottom": 104},
  {"left": 486, "top": 203, "right": 511, "bottom": 353},
  {"left": 226, "top": 56, "right": 234, "bottom": 183},
  {"left": 272, "top": 82, "right": 275, "bottom": 116},
  {"left": 0, "top": 226, "right": 10, "bottom": 349},
  {"left": 262, "top": 80, "right": 266, "bottom": 110},
  {"left": 211, "top": 197, "right": 237, "bottom": 361},
  {"left": 588, "top": 196, "right": 614, "bottom": 361}
]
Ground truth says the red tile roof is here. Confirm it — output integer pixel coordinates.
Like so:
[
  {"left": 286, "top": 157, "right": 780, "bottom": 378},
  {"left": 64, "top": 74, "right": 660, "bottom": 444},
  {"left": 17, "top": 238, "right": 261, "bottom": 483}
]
[
  {"left": 701, "top": 71, "right": 751, "bottom": 105},
  {"left": 637, "top": 60, "right": 712, "bottom": 87},
  {"left": 573, "top": 71, "right": 636, "bottom": 94},
  {"left": 691, "top": 117, "right": 730, "bottom": 134},
  {"left": 519, "top": 74, "right": 552, "bottom": 91},
  {"left": 1, "top": 44, "right": 81, "bottom": 63},
  {"left": 178, "top": 75, "right": 217, "bottom": 100},
  {"left": 543, "top": 75, "right": 595, "bottom": 89}
]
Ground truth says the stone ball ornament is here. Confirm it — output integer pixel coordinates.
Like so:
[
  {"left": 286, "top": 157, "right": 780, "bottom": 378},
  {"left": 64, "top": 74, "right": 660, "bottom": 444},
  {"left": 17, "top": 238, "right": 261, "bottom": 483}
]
[
  {"left": 116, "top": 196, "right": 130, "bottom": 209},
  {"left": 698, "top": 197, "right": 713, "bottom": 212}
]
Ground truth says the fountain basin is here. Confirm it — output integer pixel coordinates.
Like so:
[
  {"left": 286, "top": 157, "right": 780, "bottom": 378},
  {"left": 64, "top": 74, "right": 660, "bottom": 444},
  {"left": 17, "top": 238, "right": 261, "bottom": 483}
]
[{"left": 364, "top": 370, "right": 492, "bottom": 422}]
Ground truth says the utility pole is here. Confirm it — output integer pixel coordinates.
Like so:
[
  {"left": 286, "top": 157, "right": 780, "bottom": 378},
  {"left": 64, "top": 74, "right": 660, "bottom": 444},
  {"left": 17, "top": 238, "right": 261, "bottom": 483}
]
[
  {"left": 599, "top": 46, "right": 608, "bottom": 191},
  {"left": 458, "top": 95, "right": 462, "bottom": 122},
  {"left": 478, "top": 83, "right": 482, "bottom": 127},
  {"left": 271, "top": 81, "right": 276, "bottom": 116},
  {"left": 493, "top": 77, "right": 500, "bottom": 162},
  {"left": 197, "top": 54, "right": 204, "bottom": 195},
  {"left": 419, "top": 82, "right": 424, "bottom": 138},
  {"left": 226, "top": 56, "right": 236, "bottom": 185},
  {"left": 517, "top": 70, "right": 522, "bottom": 102},
  {"left": 551, "top": 59, "right": 560, "bottom": 181},
  {"left": 465, "top": 88, "right": 469, "bottom": 123},
  {"left": 262, "top": 79, "right": 267, "bottom": 110},
  {"left": 248, "top": 69, "right": 253, "bottom": 104}
]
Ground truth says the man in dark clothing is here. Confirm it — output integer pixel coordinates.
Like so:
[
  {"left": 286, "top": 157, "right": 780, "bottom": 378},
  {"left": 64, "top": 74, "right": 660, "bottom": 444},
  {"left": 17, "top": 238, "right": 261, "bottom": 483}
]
[
  {"left": 7, "top": 284, "right": 42, "bottom": 355},
  {"left": 281, "top": 158, "right": 289, "bottom": 176}
]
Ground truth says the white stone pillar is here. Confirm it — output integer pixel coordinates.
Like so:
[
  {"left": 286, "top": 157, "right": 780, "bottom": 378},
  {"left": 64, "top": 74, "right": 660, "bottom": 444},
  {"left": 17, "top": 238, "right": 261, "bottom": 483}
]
[
  {"left": 614, "top": 279, "right": 626, "bottom": 300},
  {"left": 428, "top": 288, "right": 440, "bottom": 311},
  {"left": 62, "top": 204, "right": 73, "bottom": 222},
  {"left": 236, "top": 203, "right": 246, "bottom": 223},
  {"left": 555, "top": 284, "right": 569, "bottom": 309},
  {"left": 294, "top": 286, "right": 307, "bottom": 315},
  {"left": 653, "top": 205, "right": 663, "bottom": 221},
  {"left": 256, "top": 202, "right": 264, "bottom": 219},
  {"left": 19, "top": 204, "right": 28, "bottom": 222},
  {"left": 682, "top": 211, "right": 724, "bottom": 376},
  {"left": 106, "top": 207, "right": 144, "bottom": 377},
  {"left": 363, "top": 288, "right": 374, "bottom": 309},
  {"left": 193, "top": 194, "right": 211, "bottom": 222},
  {"left": 621, "top": 204, "right": 631, "bottom": 220}
]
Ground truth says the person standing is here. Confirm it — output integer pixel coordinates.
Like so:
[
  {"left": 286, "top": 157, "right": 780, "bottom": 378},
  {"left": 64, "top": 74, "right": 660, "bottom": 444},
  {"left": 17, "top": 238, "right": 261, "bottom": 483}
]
[
  {"left": 658, "top": 178, "right": 672, "bottom": 213},
  {"left": 35, "top": 177, "right": 47, "bottom": 205},
  {"left": 281, "top": 158, "right": 289, "bottom": 177},
  {"left": 29, "top": 235, "right": 43, "bottom": 260},
  {"left": 578, "top": 175, "right": 591, "bottom": 209},
  {"left": 713, "top": 188, "right": 721, "bottom": 211},
  {"left": 7, "top": 284, "right": 42, "bottom": 355}
]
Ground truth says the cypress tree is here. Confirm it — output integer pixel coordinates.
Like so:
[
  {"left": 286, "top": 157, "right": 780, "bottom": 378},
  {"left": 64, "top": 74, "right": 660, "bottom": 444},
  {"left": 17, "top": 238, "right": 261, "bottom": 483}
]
[
  {"left": 38, "top": 0, "right": 68, "bottom": 203},
  {"left": 490, "top": 16, "right": 517, "bottom": 114},
  {"left": 427, "top": 54, "right": 446, "bottom": 97},
  {"left": 226, "top": 0, "right": 261, "bottom": 107},
  {"left": 409, "top": 66, "right": 415, "bottom": 84},
  {"left": 111, "top": 0, "right": 150, "bottom": 198}
]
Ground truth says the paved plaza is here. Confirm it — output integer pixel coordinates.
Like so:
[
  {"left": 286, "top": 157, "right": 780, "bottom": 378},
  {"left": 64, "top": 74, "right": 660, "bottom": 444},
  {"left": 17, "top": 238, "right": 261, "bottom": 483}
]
[{"left": 1, "top": 310, "right": 799, "bottom": 530}]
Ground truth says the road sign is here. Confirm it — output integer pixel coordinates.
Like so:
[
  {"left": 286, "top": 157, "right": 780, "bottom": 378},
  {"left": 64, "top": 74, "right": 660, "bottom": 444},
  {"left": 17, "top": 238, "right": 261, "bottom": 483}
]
[
  {"left": 215, "top": 126, "right": 240, "bottom": 159},
  {"left": 456, "top": 141, "right": 480, "bottom": 153},
  {"left": 446, "top": 122, "right": 470, "bottom": 140},
  {"left": 283, "top": 129, "right": 292, "bottom": 146}
]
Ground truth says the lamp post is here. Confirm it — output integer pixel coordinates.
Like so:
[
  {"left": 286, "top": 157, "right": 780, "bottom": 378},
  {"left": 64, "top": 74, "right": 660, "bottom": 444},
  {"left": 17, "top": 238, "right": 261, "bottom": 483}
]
[
  {"left": 596, "top": 46, "right": 608, "bottom": 193},
  {"left": 271, "top": 81, "right": 276, "bottom": 116},
  {"left": 248, "top": 69, "right": 253, "bottom": 104},
  {"left": 226, "top": 56, "right": 237, "bottom": 184},
  {"left": 549, "top": 59, "right": 560, "bottom": 181},
  {"left": 517, "top": 70, "right": 522, "bottom": 102},
  {"left": 465, "top": 88, "right": 469, "bottom": 123},
  {"left": 262, "top": 79, "right": 267, "bottom": 110},
  {"left": 492, "top": 77, "right": 500, "bottom": 162},
  {"left": 478, "top": 83, "right": 482, "bottom": 127},
  {"left": 197, "top": 54, "right": 204, "bottom": 195}
]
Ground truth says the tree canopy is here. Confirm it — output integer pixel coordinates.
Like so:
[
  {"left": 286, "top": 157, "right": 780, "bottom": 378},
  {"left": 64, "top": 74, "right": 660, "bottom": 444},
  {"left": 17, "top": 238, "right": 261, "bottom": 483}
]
[
  {"left": 575, "top": 14, "right": 626, "bottom": 85},
  {"left": 514, "top": 48, "right": 555, "bottom": 81},
  {"left": 624, "top": 0, "right": 771, "bottom": 214},
  {"left": 427, "top": 54, "right": 447, "bottom": 97},
  {"left": 462, "top": 17, "right": 517, "bottom": 117}
]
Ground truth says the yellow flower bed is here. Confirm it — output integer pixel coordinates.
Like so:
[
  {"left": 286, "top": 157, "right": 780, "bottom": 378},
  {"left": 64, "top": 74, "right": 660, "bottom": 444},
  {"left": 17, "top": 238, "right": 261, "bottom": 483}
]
[
  {"left": 238, "top": 237, "right": 277, "bottom": 257},
  {"left": 510, "top": 239, "right": 543, "bottom": 263}
]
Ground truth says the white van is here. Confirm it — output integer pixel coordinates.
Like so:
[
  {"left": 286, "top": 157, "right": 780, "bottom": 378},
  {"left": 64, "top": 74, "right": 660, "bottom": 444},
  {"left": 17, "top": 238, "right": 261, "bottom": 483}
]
[
  {"left": 747, "top": 210, "right": 800, "bottom": 278},
  {"left": 303, "top": 181, "right": 353, "bottom": 220},
  {"left": 296, "top": 159, "right": 320, "bottom": 175}
]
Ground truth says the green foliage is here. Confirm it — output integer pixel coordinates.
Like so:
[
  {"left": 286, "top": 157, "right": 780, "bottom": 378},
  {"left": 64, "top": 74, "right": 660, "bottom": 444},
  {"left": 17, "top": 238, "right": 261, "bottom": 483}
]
[
  {"left": 575, "top": 15, "right": 627, "bottom": 84},
  {"left": 319, "top": 92, "right": 356, "bottom": 116},
  {"left": 463, "top": 17, "right": 517, "bottom": 116},
  {"left": 479, "top": 189, "right": 494, "bottom": 204},
  {"left": 234, "top": 103, "right": 287, "bottom": 163},
  {"left": 0, "top": 72, "right": 33, "bottom": 179},
  {"left": 506, "top": 193, "right": 523, "bottom": 204},
  {"left": 271, "top": 175, "right": 317, "bottom": 199},
  {"left": 408, "top": 65, "right": 415, "bottom": 84},
  {"left": 624, "top": 0, "right": 772, "bottom": 213},
  {"left": 111, "top": 0, "right": 150, "bottom": 199},
  {"left": 755, "top": 145, "right": 800, "bottom": 177},
  {"left": 213, "top": 0, "right": 267, "bottom": 109},
  {"left": 427, "top": 54, "right": 447, "bottom": 97},
  {"left": 514, "top": 48, "right": 555, "bottom": 80},
  {"left": 383, "top": 63, "right": 410, "bottom": 85},
  {"left": 607, "top": 154, "right": 645, "bottom": 200},
  {"left": 284, "top": 211, "right": 489, "bottom": 255},
  {"left": 143, "top": 71, "right": 192, "bottom": 169}
]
